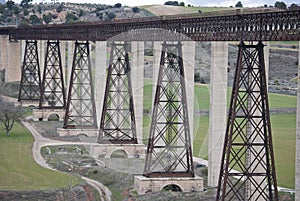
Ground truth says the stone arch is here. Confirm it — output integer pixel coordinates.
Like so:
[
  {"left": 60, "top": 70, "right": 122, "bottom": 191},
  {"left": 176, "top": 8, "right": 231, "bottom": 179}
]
[
  {"left": 47, "top": 113, "right": 60, "bottom": 121},
  {"left": 161, "top": 184, "right": 183, "bottom": 192},
  {"left": 78, "top": 133, "right": 88, "bottom": 137},
  {"left": 78, "top": 133, "right": 89, "bottom": 142},
  {"left": 110, "top": 149, "right": 128, "bottom": 158}
]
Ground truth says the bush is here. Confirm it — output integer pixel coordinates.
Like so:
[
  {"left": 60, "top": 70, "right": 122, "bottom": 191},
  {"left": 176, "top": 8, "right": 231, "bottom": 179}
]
[
  {"left": 114, "top": 3, "right": 121, "bottom": 8},
  {"left": 43, "top": 13, "right": 52, "bottom": 24},
  {"left": 29, "top": 14, "right": 42, "bottom": 25},
  {"left": 164, "top": 1, "right": 179, "bottom": 6},
  {"left": 107, "top": 12, "right": 115, "bottom": 20},
  {"left": 23, "top": 9, "right": 29, "bottom": 16},
  {"left": 97, "top": 12, "right": 103, "bottom": 20},
  {"left": 56, "top": 4, "right": 63, "bottom": 12},
  {"left": 66, "top": 12, "right": 78, "bottom": 23},
  {"left": 132, "top": 7, "right": 139, "bottom": 13}
]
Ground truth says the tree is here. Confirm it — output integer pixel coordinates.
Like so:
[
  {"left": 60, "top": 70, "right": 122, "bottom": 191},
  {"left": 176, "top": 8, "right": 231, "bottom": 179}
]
[
  {"left": 66, "top": 12, "right": 77, "bottom": 23},
  {"left": 132, "top": 7, "right": 139, "bottom": 13},
  {"left": 79, "top": 9, "right": 84, "bottom": 17},
  {"left": 13, "top": 6, "right": 20, "bottom": 15},
  {"left": 97, "top": 12, "right": 103, "bottom": 20},
  {"left": 114, "top": 3, "right": 121, "bottom": 8},
  {"left": 274, "top": 1, "right": 287, "bottom": 9},
  {"left": 235, "top": 1, "right": 243, "bottom": 7},
  {"left": 56, "top": 4, "right": 63, "bottom": 13},
  {"left": 0, "top": 98, "right": 25, "bottom": 136},
  {"left": 179, "top": 2, "right": 185, "bottom": 6},
  {"left": 164, "top": 1, "right": 179, "bottom": 6},
  {"left": 20, "top": 0, "right": 33, "bottom": 9},
  {"left": 289, "top": 3, "right": 299, "bottom": 10},
  {"left": 23, "top": 9, "right": 29, "bottom": 16},
  {"left": 43, "top": 13, "right": 52, "bottom": 24},
  {"left": 29, "top": 14, "right": 42, "bottom": 25},
  {"left": 107, "top": 12, "right": 115, "bottom": 20},
  {"left": 5, "top": 0, "right": 15, "bottom": 11}
]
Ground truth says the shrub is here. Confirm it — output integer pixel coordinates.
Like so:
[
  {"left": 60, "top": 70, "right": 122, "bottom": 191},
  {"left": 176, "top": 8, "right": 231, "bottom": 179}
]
[{"left": 132, "top": 7, "right": 139, "bottom": 13}]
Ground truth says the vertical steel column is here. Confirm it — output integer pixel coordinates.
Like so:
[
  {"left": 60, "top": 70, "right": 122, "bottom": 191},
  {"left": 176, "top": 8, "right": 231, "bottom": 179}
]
[
  {"left": 39, "top": 40, "right": 66, "bottom": 109},
  {"left": 97, "top": 41, "right": 137, "bottom": 144},
  {"left": 216, "top": 41, "right": 278, "bottom": 201},
  {"left": 63, "top": 41, "right": 97, "bottom": 129},
  {"left": 18, "top": 40, "right": 41, "bottom": 101},
  {"left": 143, "top": 41, "right": 194, "bottom": 178}
]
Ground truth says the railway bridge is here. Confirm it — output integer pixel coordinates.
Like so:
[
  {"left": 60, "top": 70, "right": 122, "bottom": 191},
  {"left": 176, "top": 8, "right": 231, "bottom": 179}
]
[{"left": 0, "top": 7, "right": 299, "bottom": 200}]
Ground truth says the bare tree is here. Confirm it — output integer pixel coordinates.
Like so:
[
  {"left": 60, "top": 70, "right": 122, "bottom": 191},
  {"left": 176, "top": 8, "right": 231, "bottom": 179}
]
[{"left": 0, "top": 97, "right": 25, "bottom": 136}]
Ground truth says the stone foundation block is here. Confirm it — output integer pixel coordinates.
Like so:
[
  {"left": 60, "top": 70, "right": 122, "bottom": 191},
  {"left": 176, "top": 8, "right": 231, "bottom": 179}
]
[
  {"left": 32, "top": 108, "right": 65, "bottom": 121},
  {"left": 134, "top": 175, "right": 203, "bottom": 194},
  {"left": 57, "top": 128, "right": 99, "bottom": 137},
  {"left": 90, "top": 144, "right": 146, "bottom": 159}
]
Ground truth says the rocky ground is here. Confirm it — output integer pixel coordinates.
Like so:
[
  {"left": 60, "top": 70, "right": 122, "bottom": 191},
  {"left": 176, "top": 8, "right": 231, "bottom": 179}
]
[
  {"left": 0, "top": 184, "right": 98, "bottom": 201},
  {"left": 34, "top": 142, "right": 295, "bottom": 201}
]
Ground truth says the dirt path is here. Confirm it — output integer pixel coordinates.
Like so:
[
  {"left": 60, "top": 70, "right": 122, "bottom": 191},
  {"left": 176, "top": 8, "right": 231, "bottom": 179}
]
[{"left": 22, "top": 120, "right": 112, "bottom": 201}]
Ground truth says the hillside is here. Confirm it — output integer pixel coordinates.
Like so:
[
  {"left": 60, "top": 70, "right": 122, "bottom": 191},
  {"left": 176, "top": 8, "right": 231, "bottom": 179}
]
[
  {"left": 0, "top": 2, "right": 154, "bottom": 26},
  {"left": 140, "top": 4, "right": 234, "bottom": 16}
]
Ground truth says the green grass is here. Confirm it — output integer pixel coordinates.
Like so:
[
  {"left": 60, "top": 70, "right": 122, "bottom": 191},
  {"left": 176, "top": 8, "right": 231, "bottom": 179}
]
[
  {"left": 271, "top": 114, "right": 296, "bottom": 189},
  {"left": 268, "top": 93, "right": 297, "bottom": 108},
  {"left": 144, "top": 79, "right": 297, "bottom": 110},
  {"left": 193, "top": 116, "right": 209, "bottom": 158},
  {"left": 0, "top": 123, "right": 82, "bottom": 190}
]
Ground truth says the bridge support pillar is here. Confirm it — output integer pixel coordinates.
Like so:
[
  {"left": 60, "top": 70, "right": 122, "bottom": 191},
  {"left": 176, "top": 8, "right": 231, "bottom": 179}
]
[
  {"left": 66, "top": 41, "right": 74, "bottom": 97},
  {"left": 216, "top": 41, "right": 278, "bottom": 201},
  {"left": 33, "top": 40, "right": 66, "bottom": 121},
  {"left": 0, "top": 36, "right": 8, "bottom": 81},
  {"left": 95, "top": 41, "right": 107, "bottom": 128},
  {"left": 97, "top": 42, "right": 137, "bottom": 143},
  {"left": 264, "top": 41, "right": 269, "bottom": 88},
  {"left": 208, "top": 41, "right": 228, "bottom": 187},
  {"left": 38, "top": 40, "right": 45, "bottom": 75},
  {"left": 18, "top": 40, "right": 42, "bottom": 106},
  {"left": 131, "top": 41, "right": 144, "bottom": 143},
  {"left": 182, "top": 41, "right": 195, "bottom": 145},
  {"left": 6, "top": 39, "right": 22, "bottom": 82},
  {"left": 296, "top": 41, "right": 300, "bottom": 201}
]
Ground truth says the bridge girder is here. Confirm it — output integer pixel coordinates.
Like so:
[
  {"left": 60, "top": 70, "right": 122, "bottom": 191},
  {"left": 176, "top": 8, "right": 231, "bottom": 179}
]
[{"left": 2, "top": 9, "right": 299, "bottom": 42}]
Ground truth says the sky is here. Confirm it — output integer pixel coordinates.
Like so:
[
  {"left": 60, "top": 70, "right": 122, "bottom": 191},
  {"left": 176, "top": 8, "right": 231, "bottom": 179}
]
[{"left": 30, "top": 0, "right": 300, "bottom": 7}]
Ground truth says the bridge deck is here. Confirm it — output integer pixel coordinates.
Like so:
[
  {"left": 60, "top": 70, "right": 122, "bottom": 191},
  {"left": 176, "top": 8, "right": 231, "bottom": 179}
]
[{"left": 1, "top": 8, "right": 299, "bottom": 41}]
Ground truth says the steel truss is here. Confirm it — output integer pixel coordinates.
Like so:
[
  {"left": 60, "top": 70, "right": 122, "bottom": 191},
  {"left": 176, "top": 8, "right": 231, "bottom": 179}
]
[
  {"left": 7, "top": 9, "right": 300, "bottom": 42},
  {"left": 39, "top": 40, "right": 66, "bottom": 109},
  {"left": 18, "top": 40, "right": 41, "bottom": 101},
  {"left": 98, "top": 41, "right": 137, "bottom": 144},
  {"left": 63, "top": 41, "right": 97, "bottom": 129},
  {"left": 216, "top": 41, "right": 278, "bottom": 201},
  {"left": 143, "top": 42, "right": 194, "bottom": 178}
]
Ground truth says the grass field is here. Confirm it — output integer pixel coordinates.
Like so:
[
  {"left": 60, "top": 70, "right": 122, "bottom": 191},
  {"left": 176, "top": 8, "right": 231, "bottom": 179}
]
[
  {"left": 0, "top": 123, "right": 82, "bottom": 190},
  {"left": 144, "top": 79, "right": 297, "bottom": 110}
]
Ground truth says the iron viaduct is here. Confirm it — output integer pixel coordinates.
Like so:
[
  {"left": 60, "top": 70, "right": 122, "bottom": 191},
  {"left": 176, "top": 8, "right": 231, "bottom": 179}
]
[{"left": 0, "top": 7, "right": 299, "bottom": 200}]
